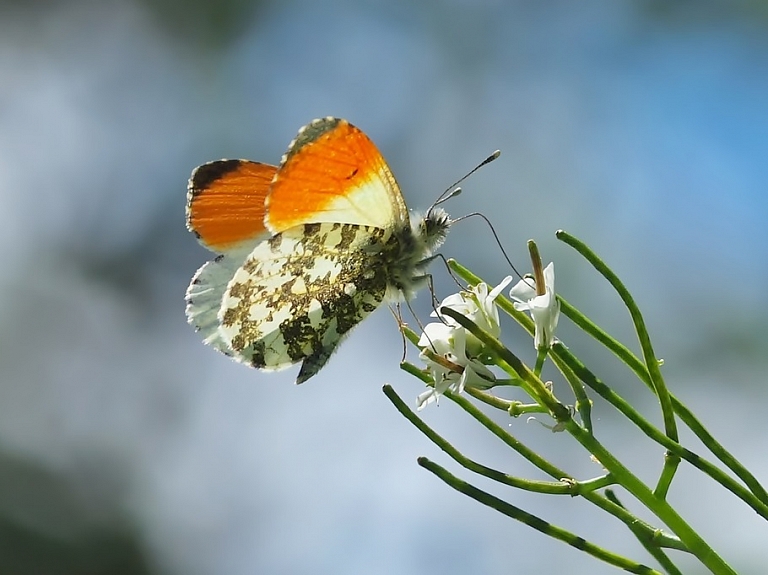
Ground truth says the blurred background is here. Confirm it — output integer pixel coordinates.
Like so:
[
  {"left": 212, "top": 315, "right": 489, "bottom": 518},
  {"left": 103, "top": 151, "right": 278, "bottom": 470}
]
[{"left": 1, "top": 0, "right": 767, "bottom": 573}]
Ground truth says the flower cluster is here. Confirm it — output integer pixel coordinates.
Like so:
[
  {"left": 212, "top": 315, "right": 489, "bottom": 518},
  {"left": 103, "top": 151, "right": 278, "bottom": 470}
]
[
  {"left": 416, "top": 278, "right": 511, "bottom": 410},
  {"left": 416, "top": 263, "right": 559, "bottom": 409}
]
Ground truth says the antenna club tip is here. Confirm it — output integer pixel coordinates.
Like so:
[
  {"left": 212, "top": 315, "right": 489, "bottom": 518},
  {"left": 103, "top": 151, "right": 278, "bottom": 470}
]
[{"left": 479, "top": 150, "right": 500, "bottom": 167}]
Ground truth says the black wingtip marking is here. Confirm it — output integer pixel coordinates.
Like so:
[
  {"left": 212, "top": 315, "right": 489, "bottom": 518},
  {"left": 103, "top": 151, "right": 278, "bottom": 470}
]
[
  {"left": 284, "top": 117, "right": 343, "bottom": 163},
  {"left": 190, "top": 160, "right": 243, "bottom": 194}
]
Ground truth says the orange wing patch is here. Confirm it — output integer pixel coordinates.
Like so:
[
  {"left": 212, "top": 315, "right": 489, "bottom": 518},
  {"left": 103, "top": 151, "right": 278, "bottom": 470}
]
[
  {"left": 187, "top": 160, "right": 277, "bottom": 252},
  {"left": 265, "top": 118, "right": 401, "bottom": 233}
]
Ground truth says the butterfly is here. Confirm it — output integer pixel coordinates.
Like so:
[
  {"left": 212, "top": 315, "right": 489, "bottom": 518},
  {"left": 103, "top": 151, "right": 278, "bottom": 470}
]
[{"left": 185, "top": 117, "right": 451, "bottom": 383}]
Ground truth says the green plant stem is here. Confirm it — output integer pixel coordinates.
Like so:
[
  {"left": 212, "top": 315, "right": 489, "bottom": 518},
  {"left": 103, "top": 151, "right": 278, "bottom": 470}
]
[
  {"left": 567, "top": 421, "right": 736, "bottom": 574},
  {"left": 555, "top": 349, "right": 594, "bottom": 433},
  {"left": 672, "top": 400, "right": 768, "bottom": 504},
  {"left": 506, "top": 400, "right": 549, "bottom": 417},
  {"left": 533, "top": 347, "right": 547, "bottom": 376},
  {"left": 553, "top": 342, "right": 768, "bottom": 520},
  {"left": 446, "top": 391, "right": 686, "bottom": 553},
  {"left": 558, "top": 295, "right": 768, "bottom": 505},
  {"left": 606, "top": 490, "right": 684, "bottom": 575},
  {"left": 557, "top": 230, "right": 684, "bottom": 500},
  {"left": 556, "top": 230, "right": 678, "bottom": 445},
  {"left": 655, "top": 452, "right": 680, "bottom": 500},
  {"left": 383, "top": 384, "right": 611, "bottom": 495},
  {"left": 418, "top": 457, "right": 663, "bottom": 575}
]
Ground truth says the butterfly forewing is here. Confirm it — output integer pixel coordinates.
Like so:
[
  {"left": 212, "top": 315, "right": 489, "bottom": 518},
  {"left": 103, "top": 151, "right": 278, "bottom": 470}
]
[{"left": 265, "top": 118, "right": 408, "bottom": 233}]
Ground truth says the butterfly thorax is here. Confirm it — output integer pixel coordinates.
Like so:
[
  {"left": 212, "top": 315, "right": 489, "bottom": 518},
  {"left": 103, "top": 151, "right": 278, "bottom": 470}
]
[{"left": 382, "top": 207, "right": 451, "bottom": 302}]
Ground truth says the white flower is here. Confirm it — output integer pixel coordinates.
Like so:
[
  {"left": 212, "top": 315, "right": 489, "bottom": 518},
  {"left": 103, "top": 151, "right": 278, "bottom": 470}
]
[
  {"left": 415, "top": 279, "right": 510, "bottom": 409},
  {"left": 416, "top": 358, "right": 495, "bottom": 410},
  {"left": 417, "top": 322, "right": 461, "bottom": 384},
  {"left": 434, "top": 276, "right": 512, "bottom": 356},
  {"left": 509, "top": 262, "right": 560, "bottom": 350},
  {"left": 416, "top": 325, "right": 496, "bottom": 409}
]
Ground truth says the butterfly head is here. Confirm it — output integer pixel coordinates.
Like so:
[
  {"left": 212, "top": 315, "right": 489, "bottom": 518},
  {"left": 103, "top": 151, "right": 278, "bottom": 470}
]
[{"left": 417, "top": 206, "right": 451, "bottom": 254}]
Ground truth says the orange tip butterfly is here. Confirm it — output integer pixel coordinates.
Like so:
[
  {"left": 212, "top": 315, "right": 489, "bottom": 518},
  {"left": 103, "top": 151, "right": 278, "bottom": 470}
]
[{"left": 185, "top": 117, "right": 451, "bottom": 383}]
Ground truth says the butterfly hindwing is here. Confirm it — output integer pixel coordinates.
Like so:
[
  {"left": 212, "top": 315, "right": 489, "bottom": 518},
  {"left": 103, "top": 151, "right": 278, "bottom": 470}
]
[
  {"left": 185, "top": 250, "right": 252, "bottom": 356},
  {"left": 218, "top": 222, "right": 395, "bottom": 383}
]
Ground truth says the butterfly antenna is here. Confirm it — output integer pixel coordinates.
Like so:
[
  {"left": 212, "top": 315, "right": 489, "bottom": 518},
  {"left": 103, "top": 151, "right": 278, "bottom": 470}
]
[
  {"left": 433, "top": 252, "right": 466, "bottom": 292},
  {"left": 429, "top": 150, "right": 501, "bottom": 214},
  {"left": 451, "top": 211, "right": 527, "bottom": 281}
]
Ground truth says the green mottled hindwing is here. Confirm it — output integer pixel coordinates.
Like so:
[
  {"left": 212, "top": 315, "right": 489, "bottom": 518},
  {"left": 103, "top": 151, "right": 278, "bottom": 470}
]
[{"left": 218, "top": 222, "right": 396, "bottom": 383}]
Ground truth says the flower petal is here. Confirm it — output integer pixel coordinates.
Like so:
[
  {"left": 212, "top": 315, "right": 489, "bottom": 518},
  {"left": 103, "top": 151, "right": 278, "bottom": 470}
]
[{"left": 509, "top": 277, "right": 537, "bottom": 302}]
